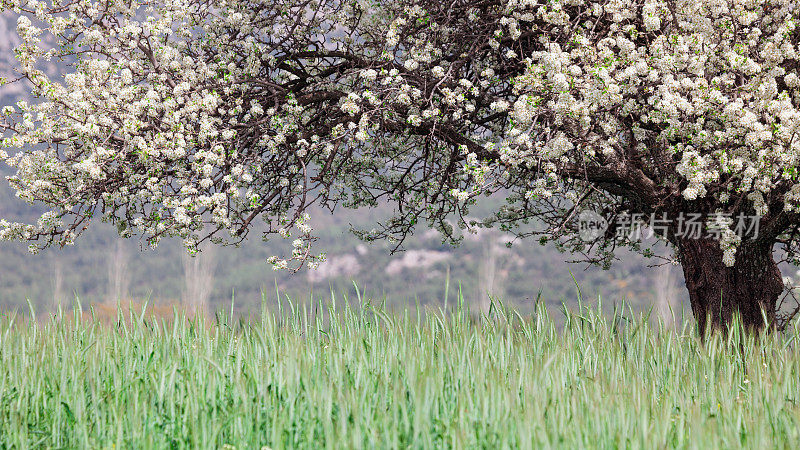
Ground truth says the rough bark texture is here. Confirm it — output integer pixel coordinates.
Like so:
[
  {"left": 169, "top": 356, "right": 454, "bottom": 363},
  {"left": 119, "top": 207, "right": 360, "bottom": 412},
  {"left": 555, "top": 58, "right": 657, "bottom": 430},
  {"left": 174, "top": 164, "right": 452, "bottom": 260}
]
[{"left": 679, "top": 238, "right": 782, "bottom": 336}]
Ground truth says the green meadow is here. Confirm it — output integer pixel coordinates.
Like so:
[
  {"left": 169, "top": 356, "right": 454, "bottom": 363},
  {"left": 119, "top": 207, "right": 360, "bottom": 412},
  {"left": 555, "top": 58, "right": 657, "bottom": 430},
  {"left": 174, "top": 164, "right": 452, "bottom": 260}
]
[{"left": 1, "top": 296, "right": 799, "bottom": 449}]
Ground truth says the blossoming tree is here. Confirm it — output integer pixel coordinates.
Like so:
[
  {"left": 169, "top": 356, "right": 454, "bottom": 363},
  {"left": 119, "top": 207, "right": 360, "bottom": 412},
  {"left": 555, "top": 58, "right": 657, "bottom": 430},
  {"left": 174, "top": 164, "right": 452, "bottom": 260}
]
[{"left": 2, "top": 0, "right": 799, "bottom": 333}]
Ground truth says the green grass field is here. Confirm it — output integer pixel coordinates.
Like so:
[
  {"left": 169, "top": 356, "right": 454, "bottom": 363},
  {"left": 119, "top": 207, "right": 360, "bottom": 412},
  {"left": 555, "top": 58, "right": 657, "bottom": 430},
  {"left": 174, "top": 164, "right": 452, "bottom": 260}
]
[{"left": 1, "top": 297, "right": 799, "bottom": 449}]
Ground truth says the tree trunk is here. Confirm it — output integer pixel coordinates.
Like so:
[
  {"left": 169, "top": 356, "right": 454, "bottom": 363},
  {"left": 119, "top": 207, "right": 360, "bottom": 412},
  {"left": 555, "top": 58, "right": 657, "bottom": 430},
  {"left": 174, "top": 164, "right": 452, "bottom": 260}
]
[{"left": 678, "top": 238, "right": 782, "bottom": 336}]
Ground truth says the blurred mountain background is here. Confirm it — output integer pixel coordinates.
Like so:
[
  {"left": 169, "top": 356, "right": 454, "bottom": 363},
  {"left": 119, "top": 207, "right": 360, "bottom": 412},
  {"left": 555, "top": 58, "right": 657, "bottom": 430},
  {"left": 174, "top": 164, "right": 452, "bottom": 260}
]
[{"left": 0, "top": 13, "right": 687, "bottom": 322}]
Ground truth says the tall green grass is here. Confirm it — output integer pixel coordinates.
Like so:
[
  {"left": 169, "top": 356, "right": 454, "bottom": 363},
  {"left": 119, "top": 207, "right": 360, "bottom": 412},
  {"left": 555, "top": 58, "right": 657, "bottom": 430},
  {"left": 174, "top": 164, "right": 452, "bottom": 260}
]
[{"left": 0, "top": 295, "right": 799, "bottom": 448}]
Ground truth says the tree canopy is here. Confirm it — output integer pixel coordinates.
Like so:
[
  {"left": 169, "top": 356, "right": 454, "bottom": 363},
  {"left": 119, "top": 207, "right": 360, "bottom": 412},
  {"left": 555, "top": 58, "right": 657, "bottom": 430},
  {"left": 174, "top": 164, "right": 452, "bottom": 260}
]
[{"left": 2, "top": 0, "right": 800, "bottom": 331}]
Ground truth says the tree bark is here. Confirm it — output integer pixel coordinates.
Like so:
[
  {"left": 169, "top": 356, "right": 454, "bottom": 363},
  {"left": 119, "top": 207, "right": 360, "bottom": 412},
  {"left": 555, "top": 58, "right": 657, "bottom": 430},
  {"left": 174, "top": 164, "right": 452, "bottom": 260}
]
[{"left": 678, "top": 238, "right": 782, "bottom": 336}]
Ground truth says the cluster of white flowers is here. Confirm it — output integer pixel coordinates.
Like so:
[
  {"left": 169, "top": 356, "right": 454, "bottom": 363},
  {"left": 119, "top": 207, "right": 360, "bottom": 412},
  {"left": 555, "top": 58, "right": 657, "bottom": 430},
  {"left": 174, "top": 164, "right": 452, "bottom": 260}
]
[
  {"left": 494, "top": 0, "right": 800, "bottom": 262},
  {"left": 1, "top": 0, "right": 799, "bottom": 272},
  {"left": 707, "top": 213, "right": 741, "bottom": 267},
  {"left": 0, "top": 0, "right": 329, "bottom": 267}
]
